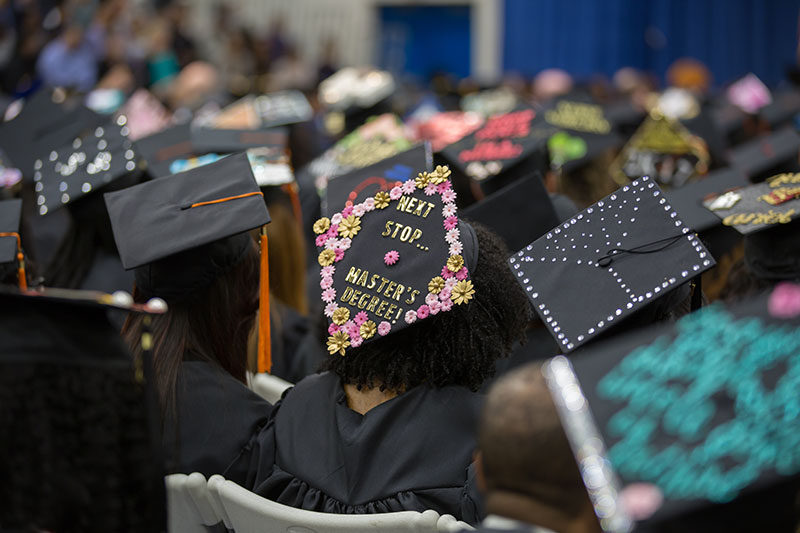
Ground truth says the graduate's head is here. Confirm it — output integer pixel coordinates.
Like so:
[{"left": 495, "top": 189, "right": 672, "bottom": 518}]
[{"left": 476, "top": 364, "right": 597, "bottom": 530}]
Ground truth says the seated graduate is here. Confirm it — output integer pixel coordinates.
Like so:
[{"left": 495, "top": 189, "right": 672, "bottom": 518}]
[
  {"left": 249, "top": 165, "right": 530, "bottom": 524},
  {"left": 472, "top": 364, "right": 600, "bottom": 533},
  {"left": 106, "top": 153, "right": 274, "bottom": 484}
]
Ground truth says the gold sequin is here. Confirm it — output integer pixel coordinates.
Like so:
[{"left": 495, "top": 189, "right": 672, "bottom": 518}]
[
  {"left": 338, "top": 214, "right": 362, "bottom": 239},
  {"left": 318, "top": 249, "right": 336, "bottom": 267},
  {"left": 360, "top": 320, "right": 377, "bottom": 340},
  {"left": 451, "top": 280, "right": 475, "bottom": 305},
  {"left": 313, "top": 217, "right": 331, "bottom": 235},
  {"left": 428, "top": 276, "right": 445, "bottom": 294},
  {"left": 332, "top": 307, "right": 350, "bottom": 325},
  {"left": 327, "top": 331, "right": 350, "bottom": 356},
  {"left": 447, "top": 254, "right": 464, "bottom": 273},
  {"left": 375, "top": 191, "right": 391, "bottom": 209}
]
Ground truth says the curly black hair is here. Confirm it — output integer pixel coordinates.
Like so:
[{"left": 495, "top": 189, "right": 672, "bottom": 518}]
[{"left": 322, "top": 223, "right": 531, "bottom": 392}]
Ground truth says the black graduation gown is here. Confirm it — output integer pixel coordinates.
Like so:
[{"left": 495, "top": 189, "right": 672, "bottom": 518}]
[
  {"left": 163, "top": 360, "right": 273, "bottom": 486},
  {"left": 250, "top": 371, "right": 484, "bottom": 524}
]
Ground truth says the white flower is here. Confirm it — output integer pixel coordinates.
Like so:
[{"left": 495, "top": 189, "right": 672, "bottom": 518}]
[{"left": 449, "top": 241, "right": 463, "bottom": 255}]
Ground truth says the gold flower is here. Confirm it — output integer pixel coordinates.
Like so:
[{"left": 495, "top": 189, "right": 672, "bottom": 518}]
[
  {"left": 415, "top": 171, "right": 431, "bottom": 189},
  {"left": 451, "top": 280, "right": 475, "bottom": 305},
  {"left": 332, "top": 307, "right": 350, "bottom": 325},
  {"left": 313, "top": 217, "right": 331, "bottom": 235},
  {"left": 338, "top": 215, "right": 362, "bottom": 239},
  {"left": 428, "top": 165, "right": 451, "bottom": 184},
  {"left": 318, "top": 249, "right": 336, "bottom": 267},
  {"left": 359, "top": 320, "right": 377, "bottom": 340},
  {"left": 327, "top": 331, "right": 350, "bottom": 356},
  {"left": 428, "top": 276, "right": 445, "bottom": 294},
  {"left": 447, "top": 254, "right": 464, "bottom": 273},
  {"left": 374, "top": 191, "right": 391, "bottom": 209}
]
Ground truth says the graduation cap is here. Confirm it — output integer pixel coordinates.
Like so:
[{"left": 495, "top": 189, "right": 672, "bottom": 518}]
[
  {"left": 117, "top": 88, "right": 172, "bottom": 141},
  {"left": 168, "top": 147, "right": 295, "bottom": 188},
  {"left": 728, "top": 127, "right": 800, "bottom": 179},
  {"left": 0, "top": 147, "right": 22, "bottom": 190},
  {"left": 254, "top": 90, "right": 314, "bottom": 128},
  {"left": 134, "top": 123, "right": 195, "bottom": 179},
  {"left": 413, "top": 111, "right": 484, "bottom": 153},
  {"left": 461, "top": 172, "right": 559, "bottom": 253},
  {"left": 322, "top": 144, "right": 430, "bottom": 216},
  {"left": 319, "top": 68, "right": 395, "bottom": 112},
  {"left": 0, "top": 199, "right": 26, "bottom": 288},
  {"left": 460, "top": 87, "right": 520, "bottom": 117},
  {"left": 0, "top": 285, "right": 167, "bottom": 531},
  {"left": 759, "top": 88, "right": 800, "bottom": 128},
  {"left": 104, "top": 153, "right": 275, "bottom": 373},
  {"left": 32, "top": 117, "right": 140, "bottom": 216},
  {"left": 542, "top": 285, "right": 800, "bottom": 530},
  {"left": 509, "top": 176, "right": 716, "bottom": 353},
  {"left": 665, "top": 167, "right": 751, "bottom": 233},
  {"left": 211, "top": 96, "right": 262, "bottom": 129},
  {"left": 726, "top": 73, "right": 772, "bottom": 115},
  {"left": 190, "top": 126, "right": 288, "bottom": 154},
  {"left": 312, "top": 165, "right": 479, "bottom": 355}
]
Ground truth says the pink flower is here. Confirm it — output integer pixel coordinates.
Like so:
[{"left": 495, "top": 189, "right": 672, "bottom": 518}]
[
  {"left": 439, "top": 287, "right": 452, "bottom": 301},
  {"left": 344, "top": 320, "right": 360, "bottom": 338},
  {"left": 455, "top": 267, "right": 469, "bottom": 281},
  {"left": 341, "top": 205, "right": 354, "bottom": 217},
  {"left": 424, "top": 183, "right": 437, "bottom": 196},
  {"left": 440, "top": 298, "right": 453, "bottom": 312},
  {"left": 449, "top": 241, "right": 463, "bottom": 255},
  {"left": 390, "top": 186, "right": 403, "bottom": 200},
  {"left": 405, "top": 310, "right": 417, "bottom": 324},
  {"left": 325, "top": 237, "right": 338, "bottom": 250},
  {"left": 327, "top": 225, "right": 339, "bottom": 238},
  {"left": 378, "top": 321, "right": 391, "bottom": 336},
  {"left": 353, "top": 204, "right": 366, "bottom": 217},
  {"left": 331, "top": 213, "right": 343, "bottom": 225},
  {"left": 768, "top": 282, "right": 800, "bottom": 318},
  {"left": 315, "top": 234, "right": 327, "bottom": 247},
  {"left": 384, "top": 250, "right": 400, "bottom": 266},
  {"left": 428, "top": 300, "right": 442, "bottom": 315},
  {"left": 445, "top": 228, "right": 461, "bottom": 244},
  {"left": 364, "top": 197, "right": 376, "bottom": 211},
  {"left": 324, "top": 303, "right": 338, "bottom": 317},
  {"left": 441, "top": 189, "right": 457, "bottom": 203},
  {"left": 402, "top": 180, "right": 416, "bottom": 194},
  {"left": 442, "top": 203, "right": 457, "bottom": 218},
  {"left": 445, "top": 277, "right": 458, "bottom": 289},
  {"left": 338, "top": 237, "right": 352, "bottom": 250},
  {"left": 350, "top": 334, "right": 363, "bottom": 348},
  {"left": 320, "top": 276, "right": 333, "bottom": 289},
  {"left": 444, "top": 216, "right": 458, "bottom": 230},
  {"left": 417, "top": 305, "right": 430, "bottom": 319},
  {"left": 322, "top": 288, "right": 336, "bottom": 303},
  {"left": 436, "top": 181, "right": 451, "bottom": 194},
  {"left": 425, "top": 292, "right": 439, "bottom": 306},
  {"left": 321, "top": 265, "right": 335, "bottom": 277},
  {"left": 328, "top": 323, "right": 340, "bottom": 335},
  {"left": 354, "top": 311, "right": 369, "bottom": 326},
  {"left": 441, "top": 265, "right": 454, "bottom": 279},
  {"left": 334, "top": 248, "right": 345, "bottom": 262}
]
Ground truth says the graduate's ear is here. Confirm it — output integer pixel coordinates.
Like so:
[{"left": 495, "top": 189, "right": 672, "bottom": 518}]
[{"left": 473, "top": 450, "right": 487, "bottom": 493}]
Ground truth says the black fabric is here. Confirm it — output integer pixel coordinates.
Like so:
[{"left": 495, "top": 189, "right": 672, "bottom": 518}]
[
  {"left": 759, "top": 89, "right": 800, "bottom": 128},
  {"left": 190, "top": 127, "right": 288, "bottom": 154},
  {"left": 269, "top": 300, "right": 319, "bottom": 384},
  {"left": 134, "top": 123, "right": 195, "bottom": 178},
  {"left": 162, "top": 360, "right": 272, "bottom": 486},
  {"left": 744, "top": 219, "right": 800, "bottom": 281},
  {"left": 251, "top": 371, "right": 483, "bottom": 524},
  {"left": 0, "top": 198, "right": 22, "bottom": 264},
  {"left": 665, "top": 167, "right": 750, "bottom": 233},
  {"left": 728, "top": 127, "right": 800, "bottom": 179},
  {"left": 509, "top": 176, "right": 715, "bottom": 353}
]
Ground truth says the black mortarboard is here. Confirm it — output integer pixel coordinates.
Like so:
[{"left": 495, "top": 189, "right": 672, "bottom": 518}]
[
  {"left": 666, "top": 167, "right": 751, "bottom": 233},
  {"left": 168, "top": 147, "right": 295, "bottom": 189},
  {"left": 728, "top": 127, "right": 800, "bottom": 180},
  {"left": 413, "top": 111, "right": 484, "bottom": 153},
  {"left": 190, "top": 127, "right": 288, "bottom": 154},
  {"left": 0, "top": 286, "right": 167, "bottom": 531},
  {"left": 462, "top": 172, "right": 559, "bottom": 253},
  {"left": 134, "top": 123, "right": 195, "bottom": 179},
  {"left": 311, "top": 165, "right": 479, "bottom": 355},
  {"left": 0, "top": 198, "right": 25, "bottom": 287},
  {"left": 543, "top": 286, "right": 800, "bottom": 530},
  {"left": 33, "top": 118, "right": 140, "bottom": 216},
  {"left": 460, "top": 87, "right": 520, "bottom": 117},
  {"left": 322, "top": 144, "right": 430, "bottom": 216},
  {"left": 318, "top": 68, "right": 395, "bottom": 114},
  {"left": 759, "top": 88, "right": 800, "bottom": 128},
  {"left": 702, "top": 171, "right": 800, "bottom": 235},
  {"left": 254, "top": 90, "right": 314, "bottom": 128},
  {"left": 509, "top": 176, "right": 716, "bottom": 353}
]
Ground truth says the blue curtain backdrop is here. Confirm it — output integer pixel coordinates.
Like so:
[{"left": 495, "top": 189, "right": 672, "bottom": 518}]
[{"left": 503, "top": 0, "right": 800, "bottom": 87}]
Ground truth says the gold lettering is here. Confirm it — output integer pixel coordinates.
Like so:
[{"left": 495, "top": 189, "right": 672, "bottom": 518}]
[
  {"left": 368, "top": 274, "right": 380, "bottom": 289},
  {"left": 341, "top": 286, "right": 354, "bottom": 302},
  {"left": 356, "top": 270, "right": 369, "bottom": 286},
  {"left": 384, "top": 281, "right": 397, "bottom": 298},
  {"left": 391, "top": 223, "right": 403, "bottom": 238},
  {"left": 405, "top": 197, "right": 418, "bottom": 213},
  {"left": 422, "top": 203, "right": 435, "bottom": 218},
  {"left": 396, "top": 196, "right": 410, "bottom": 212},
  {"left": 382, "top": 221, "right": 394, "bottom": 236},
  {"left": 399, "top": 225, "right": 412, "bottom": 241},
  {"left": 409, "top": 228, "right": 423, "bottom": 243},
  {"left": 412, "top": 201, "right": 425, "bottom": 217},
  {"left": 392, "top": 284, "right": 405, "bottom": 301},
  {"left": 376, "top": 300, "right": 388, "bottom": 317},
  {"left": 377, "top": 277, "right": 390, "bottom": 293},
  {"left": 348, "top": 290, "right": 362, "bottom": 306},
  {"left": 405, "top": 289, "right": 420, "bottom": 305},
  {"left": 357, "top": 293, "right": 371, "bottom": 309},
  {"left": 345, "top": 267, "right": 360, "bottom": 284},
  {"left": 366, "top": 296, "right": 380, "bottom": 313},
  {"left": 386, "top": 304, "right": 397, "bottom": 320}
]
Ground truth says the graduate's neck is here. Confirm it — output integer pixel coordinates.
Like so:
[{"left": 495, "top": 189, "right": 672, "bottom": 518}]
[
  {"left": 484, "top": 490, "right": 599, "bottom": 533},
  {"left": 344, "top": 383, "right": 400, "bottom": 415}
]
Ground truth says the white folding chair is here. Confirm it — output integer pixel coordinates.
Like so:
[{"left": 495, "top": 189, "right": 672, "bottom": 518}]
[
  {"left": 251, "top": 372, "right": 294, "bottom": 404},
  {"left": 207, "top": 475, "right": 442, "bottom": 533},
  {"left": 436, "top": 514, "right": 475, "bottom": 532},
  {"left": 165, "top": 472, "right": 224, "bottom": 532}
]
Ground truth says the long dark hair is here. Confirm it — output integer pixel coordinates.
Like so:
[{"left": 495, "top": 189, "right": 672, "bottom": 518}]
[
  {"left": 322, "top": 224, "right": 531, "bottom": 392},
  {"left": 121, "top": 240, "right": 260, "bottom": 421}
]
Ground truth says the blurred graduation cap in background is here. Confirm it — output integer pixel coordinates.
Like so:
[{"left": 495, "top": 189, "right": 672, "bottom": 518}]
[
  {"left": 0, "top": 198, "right": 26, "bottom": 288},
  {"left": 728, "top": 126, "right": 800, "bottom": 181},
  {"left": 318, "top": 68, "right": 396, "bottom": 135},
  {"left": 542, "top": 285, "right": 800, "bottom": 531},
  {"left": 509, "top": 176, "right": 715, "bottom": 354},
  {"left": 190, "top": 126, "right": 288, "bottom": 155},
  {"left": 134, "top": 123, "right": 195, "bottom": 179},
  {"left": 759, "top": 88, "right": 800, "bottom": 129}
]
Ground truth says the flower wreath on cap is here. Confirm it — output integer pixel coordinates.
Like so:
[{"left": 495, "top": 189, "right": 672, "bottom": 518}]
[{"left": 313, "top": 165, "right": 477, "bottom": 356}]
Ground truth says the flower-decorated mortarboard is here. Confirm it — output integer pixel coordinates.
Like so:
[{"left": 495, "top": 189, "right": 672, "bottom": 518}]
[
  {"left": 728, "top": 127, "right": 800, "bottom": 180},
  {"left": 542, "top": 285, "right": 800, "bottom": 530},
  {"left": 510, "top": 176, "right": 716, "bottom": 353},
  {"left": 314, "top": 164, "right": 478, "bottom": 355}
]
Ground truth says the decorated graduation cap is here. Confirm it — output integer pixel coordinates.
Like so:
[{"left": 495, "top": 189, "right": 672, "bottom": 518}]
[
  {"left": 665, "top": 167, "right": 751, "bottom": 233},
  {"left": 104, "top": 153, "right": 275, "bottom": 373},
  {"left": 134, "top": 123, "right": 195, "bottom": 178},
  {"left": 319, "top": 67, "right": 395, "bottom": 113},
  {"left": 313, "top": 165, "right": 478, "bottom": 355},
  {"left": 726, "top": 73, "right": 772, "bottom": 115},
  {"left": 323, "top": 144, "right": 430, "bottom": 216},
  {"left": 460, "top": 87, "right": 520, "bottom": 117},
  {"left": 509, "top": 176, "right": 716, "bottom": 353},
  {"left": 542, "top": 285, "right": 800, "bottom": 531},
  {"left": 254, "top": 90, "right": 314, "bottom": 128},
  {"left": 33, "top": 117, "right": 140, "bottom": 216},
  {"left": 728, "top": 126, "right": 800, "bottom": 179},
  {"left": 0, "top": 199, "right": 26, "bottom": 288},
  {"left": 413, "top": 111, "right": 484, "bottom": 153},
  {"left": 461, "top": 172, "right": 559, "bottom": 253},
  {"left": 117, "top": 88, "right": 172, "bottom": 141}
]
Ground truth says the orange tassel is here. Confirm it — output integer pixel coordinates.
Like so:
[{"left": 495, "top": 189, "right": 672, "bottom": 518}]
[
  {"left": 257, "top": 225, "right": 271, "bottom": 373},
  {"left": 283, "top": 182, "right": 303, "bottom": 229},
  {"left": 0, "top": 232, "right": 26, "bottom": 290}
]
